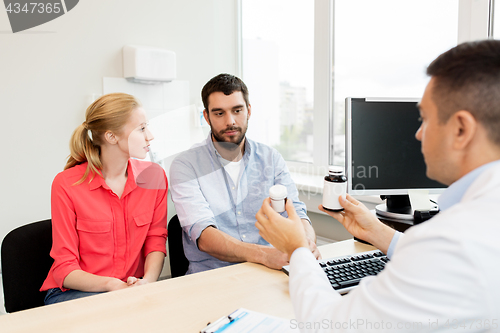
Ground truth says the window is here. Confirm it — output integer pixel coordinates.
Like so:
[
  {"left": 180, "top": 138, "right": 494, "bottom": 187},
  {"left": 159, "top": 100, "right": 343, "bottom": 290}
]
[
  {"left": 494, "top": 0, "right": 500, "bottom": 37},
  {"left": 332, "top": 0, "right": 459, "bottom": 166},
  {"left": 242, "top": 0, "right": 315, "bottom": 164},
  {"left": 241, "top": 0, "right": 489, "bottom": 179}
]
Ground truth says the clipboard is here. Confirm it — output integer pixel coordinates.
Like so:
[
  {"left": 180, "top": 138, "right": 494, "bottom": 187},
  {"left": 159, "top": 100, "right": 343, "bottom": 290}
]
[{"left": 201, "top": 308, "right": 293, "bottom": 333}]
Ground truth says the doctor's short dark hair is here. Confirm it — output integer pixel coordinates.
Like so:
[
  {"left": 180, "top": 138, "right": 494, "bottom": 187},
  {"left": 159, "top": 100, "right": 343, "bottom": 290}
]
[
  {"left": 427, "top": 39, "right": 500, "bottom": 146},
  {"left": 201, "top": 73, "right": 250, "bottom": 111}
]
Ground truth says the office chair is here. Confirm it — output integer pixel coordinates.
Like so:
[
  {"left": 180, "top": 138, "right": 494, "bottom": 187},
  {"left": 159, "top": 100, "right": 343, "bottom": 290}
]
[
  {"left": 1, "top": 219, "right": 53, "bottom": 313},
  {"left": 167, "top": 215, "right": 189, "bottom": 278}
]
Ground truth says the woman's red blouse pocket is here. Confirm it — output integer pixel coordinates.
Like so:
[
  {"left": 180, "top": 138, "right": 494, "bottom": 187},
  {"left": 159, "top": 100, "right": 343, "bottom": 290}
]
[{"left": 76, "top": 219, "right": 113, "bottom": 256}]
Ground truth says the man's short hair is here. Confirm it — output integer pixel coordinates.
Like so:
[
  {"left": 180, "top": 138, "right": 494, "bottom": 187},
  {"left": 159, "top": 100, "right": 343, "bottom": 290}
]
[
  {"left": 427, "top": 39, "right": 500, "bottom": 145},
  {"left": 201, "top": 74, "right": 250, "bottom": 111}
]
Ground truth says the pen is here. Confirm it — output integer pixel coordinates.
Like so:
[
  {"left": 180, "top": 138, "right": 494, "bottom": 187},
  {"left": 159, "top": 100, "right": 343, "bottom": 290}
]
[{"left": 200, "top": 314, "right": 233, "bottom": 333}]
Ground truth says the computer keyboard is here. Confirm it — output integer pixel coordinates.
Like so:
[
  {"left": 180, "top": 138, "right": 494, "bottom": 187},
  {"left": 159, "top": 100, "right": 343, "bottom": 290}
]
[{"left": 282, "top": 249, "right": 389, "bottom": 294}]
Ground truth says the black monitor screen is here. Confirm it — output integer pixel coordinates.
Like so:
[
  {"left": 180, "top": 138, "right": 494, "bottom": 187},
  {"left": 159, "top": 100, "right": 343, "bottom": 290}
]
[{"left": 348, "top": 98, "right": 445, "bottom": 193}]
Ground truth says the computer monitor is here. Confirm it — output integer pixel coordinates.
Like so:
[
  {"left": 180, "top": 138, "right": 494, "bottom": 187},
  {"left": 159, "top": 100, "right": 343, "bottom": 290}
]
[{"left": 345, "top": 97, "right": 446, "bottom": 221}]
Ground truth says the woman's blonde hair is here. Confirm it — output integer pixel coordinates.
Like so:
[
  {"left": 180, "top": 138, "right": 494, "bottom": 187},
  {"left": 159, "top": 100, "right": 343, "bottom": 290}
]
[{"left": 65, "top": 93, "right": 141, "bottom": 184}]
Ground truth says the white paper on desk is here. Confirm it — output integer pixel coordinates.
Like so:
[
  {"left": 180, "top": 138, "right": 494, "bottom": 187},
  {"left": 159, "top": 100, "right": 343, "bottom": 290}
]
[{"left": 205, "top": 308, "right": 293, "bottom": 333}]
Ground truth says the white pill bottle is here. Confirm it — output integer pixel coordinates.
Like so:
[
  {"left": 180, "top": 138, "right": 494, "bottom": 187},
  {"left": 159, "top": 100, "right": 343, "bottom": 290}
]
[
  {"left": 322, "top": 166, "right": 347, "bottom": 211},
  {"left": 269, "top": 185, "right": 287, "bottom": 213}
]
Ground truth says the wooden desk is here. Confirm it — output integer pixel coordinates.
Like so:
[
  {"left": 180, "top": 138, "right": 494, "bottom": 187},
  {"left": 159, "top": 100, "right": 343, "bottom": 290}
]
[{"left": 0, "top": 239, "right": 375, "bottom": 333}]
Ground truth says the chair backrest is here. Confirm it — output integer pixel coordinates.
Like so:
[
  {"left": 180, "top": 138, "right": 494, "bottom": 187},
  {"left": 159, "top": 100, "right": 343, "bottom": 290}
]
[
  {"left": 1, "top": 219, "right": 53, "bottom": 312},
  {"left": 167, "top": 215, "right": 189, "bottom": 278}
]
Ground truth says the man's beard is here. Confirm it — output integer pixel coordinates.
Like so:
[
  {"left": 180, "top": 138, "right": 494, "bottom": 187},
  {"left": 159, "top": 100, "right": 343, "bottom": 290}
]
[{"left": 211, "top": 124, "right": 248, "bottom": 151}]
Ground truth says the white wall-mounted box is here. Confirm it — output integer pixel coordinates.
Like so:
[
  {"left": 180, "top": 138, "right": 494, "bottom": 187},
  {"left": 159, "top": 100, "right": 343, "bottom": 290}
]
[{"left": 123, "top": 45, "right": 177, "bottom": 84}]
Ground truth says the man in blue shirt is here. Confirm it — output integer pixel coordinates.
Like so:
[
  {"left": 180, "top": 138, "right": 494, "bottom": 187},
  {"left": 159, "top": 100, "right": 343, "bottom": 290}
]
[
  {"left": 170, "top": 74, "right": 320, "bottom": 274},
  {"left": 255, "top": 40, "right": 500, "bottom": 330}
]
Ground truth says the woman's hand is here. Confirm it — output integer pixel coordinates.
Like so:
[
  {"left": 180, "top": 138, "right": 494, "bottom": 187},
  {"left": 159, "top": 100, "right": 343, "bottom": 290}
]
[
  {"left": 126, "top": 276, "right": 150, "bottom": 287},
  {"left": 105, "top": 277, "right": 129, "bottom": 291}
]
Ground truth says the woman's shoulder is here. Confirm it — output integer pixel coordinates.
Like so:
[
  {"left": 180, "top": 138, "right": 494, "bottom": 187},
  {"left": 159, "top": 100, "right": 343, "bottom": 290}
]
[{"left": 53, "top": 163, "right": 89, "bottom": 185}]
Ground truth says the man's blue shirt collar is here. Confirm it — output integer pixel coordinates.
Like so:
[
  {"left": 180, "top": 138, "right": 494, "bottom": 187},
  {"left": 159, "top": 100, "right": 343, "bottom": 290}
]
[
  {"left": 438, "top": 160, "right": 500, "bottom": 211},
  {"left": 205, "top": 131, "right": 251, "bottom": 162}
]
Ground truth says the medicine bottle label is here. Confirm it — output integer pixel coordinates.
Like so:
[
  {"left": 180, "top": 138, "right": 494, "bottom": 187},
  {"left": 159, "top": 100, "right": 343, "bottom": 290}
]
[
  {"left": 322, "top": 180, "right": 346, "bottom": 211},
  {"left": 269, "top": 184, "right": 287, "bottom": 213},
  {"left": 271, "top": 198, "right": 286, "bottom": 213}
]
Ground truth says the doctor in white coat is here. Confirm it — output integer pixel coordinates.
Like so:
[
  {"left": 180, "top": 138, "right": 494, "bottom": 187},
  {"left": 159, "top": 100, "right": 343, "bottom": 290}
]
[{"left": 255, "top": 39, "right": 500, "bottom": 332}]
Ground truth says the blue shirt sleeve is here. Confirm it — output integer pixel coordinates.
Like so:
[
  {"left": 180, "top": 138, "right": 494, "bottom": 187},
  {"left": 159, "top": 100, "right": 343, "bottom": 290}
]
[
  {"left": 169, "top": 156, "right": 217, "bottom": 249},
  {"left": 387, "top": 231, "right": 403, "bottom": 259},
  {"left": 271, "top": 149, "right": 310, "bottom": 223}
]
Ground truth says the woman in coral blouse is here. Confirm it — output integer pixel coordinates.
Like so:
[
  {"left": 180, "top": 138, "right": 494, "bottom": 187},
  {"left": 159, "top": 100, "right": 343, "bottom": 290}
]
[{"left": 41, "top": 93, "right": 168, "bottom": 304}]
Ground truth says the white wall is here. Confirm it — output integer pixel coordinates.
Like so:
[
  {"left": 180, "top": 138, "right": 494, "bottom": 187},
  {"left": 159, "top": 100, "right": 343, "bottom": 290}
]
[{"left": 0, "top": 0, "right": 238, "bottom": 246}]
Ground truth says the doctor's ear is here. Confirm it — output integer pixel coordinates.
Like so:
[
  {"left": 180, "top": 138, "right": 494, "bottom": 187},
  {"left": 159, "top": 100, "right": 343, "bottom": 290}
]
[
  {"left": 104, "top": 131, "right": 118, "bottom": 145},
  {"left": 452, "top": 110, "right": 477, "bottom": 150}
]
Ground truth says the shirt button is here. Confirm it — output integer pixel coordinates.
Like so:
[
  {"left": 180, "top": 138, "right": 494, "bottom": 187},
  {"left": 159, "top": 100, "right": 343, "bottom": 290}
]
[
  {"left": 242, "top": 235, "right": 246, "bottom": 238},
  {"left": 238, "top": 211, "right": 241, "bottom": 215},
  {"left": 232, "top": 187, "right": 235, "bottom": 190}
]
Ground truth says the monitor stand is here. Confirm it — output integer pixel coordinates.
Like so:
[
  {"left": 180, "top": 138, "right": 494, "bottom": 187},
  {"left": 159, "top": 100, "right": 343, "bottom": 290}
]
[
  {"left": 375, "top": 194, "right": 439, "bottom": 222},
  {"left": 375, "top": 195, "right": 414, "bottom": 222}
]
